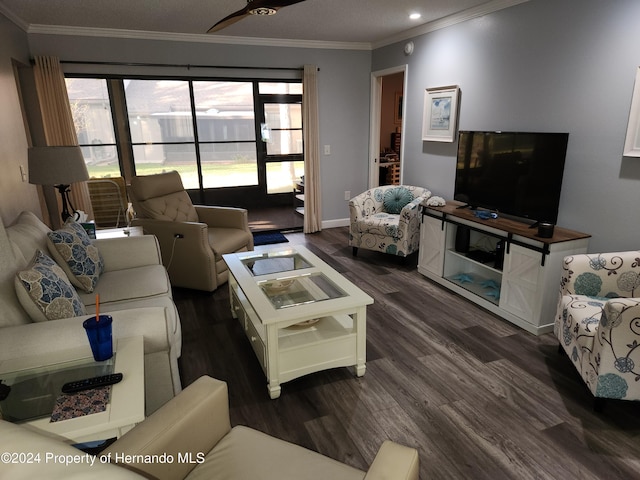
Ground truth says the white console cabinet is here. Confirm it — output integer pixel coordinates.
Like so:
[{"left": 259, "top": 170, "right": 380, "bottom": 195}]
[{"left": 418, "top": 202, "right": 590, "bottom": 335}]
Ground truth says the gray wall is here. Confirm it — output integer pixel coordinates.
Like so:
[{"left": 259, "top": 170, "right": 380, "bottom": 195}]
[
  {"left": 0, "top": 13, "right": 41, "bottom": 226},
  {"left": 26, "top": 34, "right": 373, "bottom": 227},
  {"left": 373, "top": 0, "right": 640, "bottom": 252}
]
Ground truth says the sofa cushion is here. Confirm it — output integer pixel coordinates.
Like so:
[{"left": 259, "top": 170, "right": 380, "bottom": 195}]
[
  {"left": 15, "top": 250, "right": 86, "bottom": 322},
  {"left": 186, "top": 425, "right": 365, "bottom": 480},
  {"left": 208, "top": 227, "right": 254, "bottom": 261},
  {"left": 5, "top": 211, "right": 51, "bottom": 270},
  {"left": 47, "top": 221, "right": 104, "bottom": 293},
  {"left": 0, "top": 420, "right": 143, "bottom": 479},
  {"left": 79, "top": 265, "right": 171, "bottom": 306},
  {"left": 383, "top": 186, "right": 414, "bottom": 214},
  {"left": 1, "top": 218, "right": 31, "bottom": 327}
]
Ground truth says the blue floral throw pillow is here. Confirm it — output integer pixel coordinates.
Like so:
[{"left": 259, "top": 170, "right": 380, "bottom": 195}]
[
  {"left": 383, "top": 187, "right": 414, "bottom": 214},
  {"left": 47, "top": 221, "right": 104, "bottom": 293},
  {"left": 15, "top": 250, "right": 86, "bottom": 322}
]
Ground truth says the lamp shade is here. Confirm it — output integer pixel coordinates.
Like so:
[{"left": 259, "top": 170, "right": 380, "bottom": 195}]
[{"left": 28, "top": 146, "right": 89, "bottom": 186}]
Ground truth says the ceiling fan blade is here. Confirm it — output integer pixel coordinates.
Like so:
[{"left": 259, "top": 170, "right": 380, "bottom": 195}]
[
  {"left": 207, "top": 5, "right": 253, "bottom": 33},
  {"left": 262, "top": 0, "right": 307, "bottom": 6},
  {"left": 207, "top": 0, "right": 308, "bottom": 34}
]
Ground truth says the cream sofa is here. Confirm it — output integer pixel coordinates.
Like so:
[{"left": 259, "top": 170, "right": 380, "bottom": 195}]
[
  {"left": 0, "top": 211, "right": 182, "bottom": 414},
  {"left": 0, "top": 376, "right": 420, "bottom": 480}
]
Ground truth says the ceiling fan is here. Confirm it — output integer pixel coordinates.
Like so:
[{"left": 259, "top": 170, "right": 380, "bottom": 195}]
[{"left": 207, "top": 0, "right": 308, "bottom": 33}]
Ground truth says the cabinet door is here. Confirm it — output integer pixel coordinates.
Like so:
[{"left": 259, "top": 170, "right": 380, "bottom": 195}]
[
  {"left": 418, "top": 215, "right": 445, "bottom": 275},
  {"left": 499, "top": 244, "right": 544, "bottom": 324}
]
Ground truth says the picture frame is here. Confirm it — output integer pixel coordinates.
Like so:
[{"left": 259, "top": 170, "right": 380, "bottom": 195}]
[
  {"left": 422, "top": 85, "right": 460, "bottom": 142},
  {"left": 623, "top": 67, "right": 640, "bottom": 157},
  {"left": 394, "top": 92, "right": 403, "bottom": 124}
]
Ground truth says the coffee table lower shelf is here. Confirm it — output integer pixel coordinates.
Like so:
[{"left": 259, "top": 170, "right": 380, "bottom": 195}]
[{"left": 231, "top": 286, "right": 365, "bottom": 399}]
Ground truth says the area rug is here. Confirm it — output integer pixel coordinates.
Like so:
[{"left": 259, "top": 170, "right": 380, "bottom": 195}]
[{"left": 253, "top": 231, "right": 289, "bottom": 246}]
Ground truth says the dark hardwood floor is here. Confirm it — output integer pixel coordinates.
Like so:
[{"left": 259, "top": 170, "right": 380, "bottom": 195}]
[
  {"left": 174, "top": 227, "right": 640, "bottom": 479},
  {"left": 248, "top": 205, "right": 303, "bottom": 232}
]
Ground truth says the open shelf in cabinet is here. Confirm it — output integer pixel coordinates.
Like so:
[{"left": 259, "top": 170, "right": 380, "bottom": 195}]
[{"left": 444, "top": 248, "right": 503, "bottom": 305}]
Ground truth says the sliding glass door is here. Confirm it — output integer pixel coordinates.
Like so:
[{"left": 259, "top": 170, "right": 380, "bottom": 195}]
[
  {"left": 257, "top": 82, "right": 304, "bottom": 205},
  {"left": 123, "top": 79, "right": 258, "bottom": 191},
  {"left": 65, "top": 76, "right": 303, "bottom": 228}
]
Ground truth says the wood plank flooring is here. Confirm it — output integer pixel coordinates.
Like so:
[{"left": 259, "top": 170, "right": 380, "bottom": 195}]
[
  {"left": 174, "top": 227, "right": 640, "bottom": 479},
  {"left": 248, "top": 205, "right": 303, "bottom": 232}
]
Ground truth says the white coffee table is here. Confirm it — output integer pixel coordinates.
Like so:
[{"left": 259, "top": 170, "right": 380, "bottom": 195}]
[
  {"left": 223, "top": 245, "right": 373, "bottom": 399},
  {"left": 0, "top": 336, "right": 144, "bottom": 443}
]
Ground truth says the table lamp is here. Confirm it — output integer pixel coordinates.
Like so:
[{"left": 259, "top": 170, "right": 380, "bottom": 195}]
[{"left": 28, "top": 146, "right": 89, "bottom": 221}]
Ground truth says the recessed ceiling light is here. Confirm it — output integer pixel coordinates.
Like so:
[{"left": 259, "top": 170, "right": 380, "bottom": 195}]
[{"left": 409, "top": 13, "right": 422, "bottom": 20}]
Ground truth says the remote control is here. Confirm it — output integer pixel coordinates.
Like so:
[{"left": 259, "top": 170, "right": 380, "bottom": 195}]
[{"left": 62, "top": 373, "right": 123, "bottom": 394}]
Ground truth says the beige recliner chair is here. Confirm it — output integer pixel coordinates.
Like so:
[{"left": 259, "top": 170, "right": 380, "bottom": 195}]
[
  {"left": 129, "top": 171, "right": 254, "bottom": 292},
  {"left": 0, "top": 376, "right": 420, "bottom": 480}
]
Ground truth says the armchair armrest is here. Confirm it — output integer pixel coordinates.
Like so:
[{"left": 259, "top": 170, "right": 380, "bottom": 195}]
[
  {"left": 132, "top": 218, "right": 214, "bottom": 269},
  {"left": 0, "top": 307, "right": 173, "bottom": 363},
  {"left": 132, "top": 218, "right": 208, "bottom": 241},
  {"left": 560, "top": 251, "right": 640, "bottom": 297},
  {"left": 398, "top": 193, "right": 430, "bottom": 235},
  {"left": 364, "top": 440, "right": 419, "bottom": 480},
  {"left": 400, "top": 196, "right": 426, "bottom": 217},
  {"left": 195, "top": 205, "right": 249, "bottom": 230},
  {"left": 104, "top": 376, "right": 231, "bottom": 480},
  {"left": 593, "top": 297, "right": 640, "bottom": 374},
  {"left": 94, "top": 235, "right": 163, "bottom": 271},
  {"left": 132, "top": 217, "right": 216, "bottom": 290}
]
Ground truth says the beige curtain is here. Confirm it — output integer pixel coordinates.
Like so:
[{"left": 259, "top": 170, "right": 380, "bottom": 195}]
[
  {"left": 33, "top": 56, "right": 93, "bottom": 220},
  {"left": 302, "top": 65, "right": 321, "bottom": 233}
]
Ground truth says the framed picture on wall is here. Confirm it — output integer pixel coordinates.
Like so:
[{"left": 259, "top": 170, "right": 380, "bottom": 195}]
[
  {"left": 623, "top": 66, "right": 640, "bottom": 157},
  {"left": 422, "top": 85, "right": 460, "bottom": 142}
]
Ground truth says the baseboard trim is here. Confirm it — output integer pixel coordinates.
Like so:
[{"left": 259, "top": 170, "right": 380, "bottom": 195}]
[{"left": 322, "top": 218, "right": 349, "bottom": 229}]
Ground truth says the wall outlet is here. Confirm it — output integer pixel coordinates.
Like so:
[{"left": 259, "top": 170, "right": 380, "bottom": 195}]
[
  {"left": 344, "top": 190, "right": 351, "bottom": 200},
  {"left": 20, "top": 164, "right": 27, "bottom": 182},
  {"left": 324, "top": 145, "right": 331, "bottom": 155}
]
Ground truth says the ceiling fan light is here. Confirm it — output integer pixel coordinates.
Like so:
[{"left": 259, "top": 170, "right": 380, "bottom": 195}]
[{"left": 249, "top": 7, "right": 277, "bottom": 16}]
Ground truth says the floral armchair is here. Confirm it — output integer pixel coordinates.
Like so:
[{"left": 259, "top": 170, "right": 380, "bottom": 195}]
[
  {"left": 349, "top": 185, "right": 431, "bottom": 258},
  {"left": 554, "top": 250, "right": 640, "bottom": 408}
]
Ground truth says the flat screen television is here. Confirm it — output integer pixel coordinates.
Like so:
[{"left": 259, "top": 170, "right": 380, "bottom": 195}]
[{"left": 454, "top": 131, "right": 569, "bottom": 224}]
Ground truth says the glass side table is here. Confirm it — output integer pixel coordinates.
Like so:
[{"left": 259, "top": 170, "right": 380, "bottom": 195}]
[{"left": 0, "top": 336, "right": 144, "bottom": 443}]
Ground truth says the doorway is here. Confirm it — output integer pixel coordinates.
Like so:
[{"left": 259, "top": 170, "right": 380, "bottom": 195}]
[{"left": 369, "top": 65, "right": 408, "bottom": 189}]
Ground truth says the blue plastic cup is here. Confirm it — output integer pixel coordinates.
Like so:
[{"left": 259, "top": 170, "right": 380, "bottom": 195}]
[{"left": 83, "top": 315, "right": 113, "bottom": 361}]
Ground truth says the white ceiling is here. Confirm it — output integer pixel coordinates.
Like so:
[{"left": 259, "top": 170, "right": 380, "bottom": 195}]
[{"left": 0, "top": 0, "right": 525, "bottom": 48}]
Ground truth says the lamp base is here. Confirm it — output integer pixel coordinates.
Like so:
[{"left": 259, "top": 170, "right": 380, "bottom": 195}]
[{"left": 55, "top": 184, "right": 75, "bottom": 222}]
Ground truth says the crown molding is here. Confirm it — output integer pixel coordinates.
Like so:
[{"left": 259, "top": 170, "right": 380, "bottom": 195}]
[
  {"left": 5, "top": 0, "right": 528, "bottom": 52},
  {"left": 25, "top": 23, "right": 372, "bottom": 51},
  {"left": 372, "top": 0, "right": 530, "bottom": 49}
]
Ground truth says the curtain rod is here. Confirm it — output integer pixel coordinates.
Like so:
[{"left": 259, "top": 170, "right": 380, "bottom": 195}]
[{"left": 44, "top": 59, "right": 308, "bottom": 72}]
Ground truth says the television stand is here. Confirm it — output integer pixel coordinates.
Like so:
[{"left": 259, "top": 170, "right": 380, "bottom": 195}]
[
  {"left": 465, "top": 249, "right": 496, "bottom": 264},
  {"left": 418, "top": 201, "right": 590, "bottom": 335},
  {"left": 527, "top": 221, "right": 545, "bottom": 229}
]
